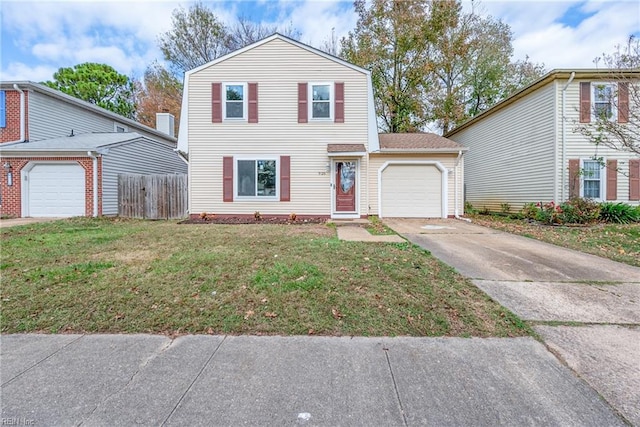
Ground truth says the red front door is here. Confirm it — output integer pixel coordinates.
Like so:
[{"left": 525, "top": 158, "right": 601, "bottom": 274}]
[{"left": 335, "top": 161, "right": 356, "bottom": 212}]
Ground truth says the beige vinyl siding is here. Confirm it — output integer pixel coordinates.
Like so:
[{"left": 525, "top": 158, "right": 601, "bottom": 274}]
[
  {"left": 188, "top": 38, "right": 370, "bottom": 215},
  {"left": 448, "top": 82, "right": 557, "bottom": 212},
  {"left": 368, "top": 153, "right": 463, "bottom": 217},
  {"left": 556, "top": 79, "right": 638, "bottom": 204},
  {"left": 101, "top": 139, "right": 187, "bottom": 215}
]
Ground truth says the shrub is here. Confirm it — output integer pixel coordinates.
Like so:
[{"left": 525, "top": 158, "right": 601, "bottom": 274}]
[
  {"left": 520, "top": 198, "right": 601, "bottom": 225},
  {"left": 558, "top": 198, "right": 600, "bottom": 224},
  {"left": 599, "top": 202, "right": 640, "bottom": 224},
  {"left": 464, "top": 201, "right": 476, "bottom": 214},
  {"left": 500, "top": 203, "right": 511, "bottom": 214}
]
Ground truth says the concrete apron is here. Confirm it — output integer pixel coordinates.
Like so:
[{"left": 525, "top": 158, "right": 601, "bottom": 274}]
[{"left": 384, "top": 218, "right": 640, "bottom": 425}]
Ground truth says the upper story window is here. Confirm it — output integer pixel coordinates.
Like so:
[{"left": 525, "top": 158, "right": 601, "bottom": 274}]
[
  {"left": 592, "top": 83, "right": 616, "bottom": 120},
  {"left": 225, "top": 83, "right": 246, "bottom": 120},
  {"left": 0, "top": 90, "right": 6, "bottom": 128},
  {"left": 310, "top": 82, "right": 333, "bottom": 120},
  {"left": 580, "top": 81, "right": 627, "bottom": 124}
]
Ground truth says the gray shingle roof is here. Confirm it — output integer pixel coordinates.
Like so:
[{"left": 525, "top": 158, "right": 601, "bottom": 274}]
[
  {"left": 0, "top": 133, "right": 144, "bottom": 152},
  {"left": 378, "top": 133, "right": 466, "bottom": 152}
]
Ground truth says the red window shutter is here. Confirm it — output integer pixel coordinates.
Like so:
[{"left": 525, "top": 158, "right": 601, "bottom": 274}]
[
  {"left": 298, "top": 83, "right": 308, "bottom": 123},
  {"left": 248, "top": 83, "right": 258, "bottom": 123},
  {"left": 618, "top": 82, "right": 629, "bottom": 123},
  {"left": 568, "top": 159, "right": 580, "bottom": 198},
  {"left": 630, "top": 159, "right": 640, "bottom": 201},
  {"left": 606, "top": 159, "right": 617, "bottom": 200},
  {"left": 334, "top": 82, "right": 344, "bottom": 123},
  {"left": 579, "top": 82, "right": 591, "bottom": 123},
  {"left": 223, "top": 156, "right": 233, "bottom": 202},
  {"left": 212, "top": 83, "right": 222, "bottom": 123},
  {"left": 280, "top": 156, "right": 290, "bottom": 202}
]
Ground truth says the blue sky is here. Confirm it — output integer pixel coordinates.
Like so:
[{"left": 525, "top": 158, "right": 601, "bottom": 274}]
[{"left": 1, "top": 0, "right": 639, "bottom": 83}]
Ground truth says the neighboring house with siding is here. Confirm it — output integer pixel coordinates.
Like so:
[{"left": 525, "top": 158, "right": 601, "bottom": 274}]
[
  {"left": 179, "top": 33, "right": 466, "bottom": 219},
  {"left": 0, "top": 81, "right": 186, "bottom": 217},
  {"left": 445, "top": 69, "right": 640, "bottom": 212}
]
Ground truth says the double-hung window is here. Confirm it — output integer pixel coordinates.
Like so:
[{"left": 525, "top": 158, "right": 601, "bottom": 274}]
[
  {"left": 237, "top": 159, "right": 277, "bottom": 198},
  {"left": 310, "top": 82, "right": 333, "bottom": 120},
  {"left": 224, "top": 83, "right": 246, "bottom": 120},
  {"left": 582, "top": 160, "right": 603, "bottom": 199},
  {"left": 592, "top": 83, "right": 616, "bottom": 121}
]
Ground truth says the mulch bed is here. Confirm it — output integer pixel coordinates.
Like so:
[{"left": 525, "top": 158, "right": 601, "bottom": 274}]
[{"left": 179, "top": 216, "right": 328, "bottom": 225}]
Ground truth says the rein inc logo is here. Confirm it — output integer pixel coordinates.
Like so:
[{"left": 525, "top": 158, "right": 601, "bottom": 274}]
[{"left": 1, "top": 418, "right": 35, "bottom": 426}]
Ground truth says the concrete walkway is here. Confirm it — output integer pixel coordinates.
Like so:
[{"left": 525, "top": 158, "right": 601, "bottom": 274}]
[
  {"left": 384, "top": 218, "right": 640, "bottom": 425},
  {"left": 1, "top": 335, "right": 623, "bottom": 426}
]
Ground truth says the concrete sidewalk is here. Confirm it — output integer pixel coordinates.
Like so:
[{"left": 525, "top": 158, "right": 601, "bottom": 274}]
[
  {"left": 0, "top": 334, "right": 623, "bottom": 426},
  {"left": 384, "top": 218, "right": 640, "bottom": 425},
  {"left": 0, "top": 217, "right": 63, "bottom": 228}
]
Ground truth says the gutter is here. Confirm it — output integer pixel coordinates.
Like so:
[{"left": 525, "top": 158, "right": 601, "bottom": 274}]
[
  {"left": 87, "top": 151, "right": 99, "bottom": 217},
  {"left": 453, "top": 150, "right": 471, "bottom": 222},
  {"left": 561, "top": 72, "right": 576, "bottom": 201},
  {"left": 4, "top": 84, "right": 26, "bottom": 144}
]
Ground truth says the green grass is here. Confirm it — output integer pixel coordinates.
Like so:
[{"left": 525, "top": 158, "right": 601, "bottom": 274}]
[
  {"left": 0, "top": 217, "right": 530, "bottom": 337},
  {"left": 365, "top": 215, "right": 397, "bottom": 235},
  {"left": 472, "top": 215, "right": 640, "bottom": 267}
]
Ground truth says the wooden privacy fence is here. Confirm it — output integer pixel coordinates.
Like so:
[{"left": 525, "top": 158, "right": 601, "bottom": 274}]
[{"left": 118, "top": 173, "right": 187, "bottom": 219}]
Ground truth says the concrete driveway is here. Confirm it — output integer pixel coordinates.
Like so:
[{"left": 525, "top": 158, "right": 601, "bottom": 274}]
[{"left": 384, "top": 218, "right": 640, "bottom": 426}]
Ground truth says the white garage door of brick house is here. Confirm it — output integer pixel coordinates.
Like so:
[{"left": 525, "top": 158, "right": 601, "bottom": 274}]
[
  {"left": 25, "top": 163, "right": 86, "bottom": 217},
  {"left": 381, "top": 164, "right": 443, "bottom": 218}
]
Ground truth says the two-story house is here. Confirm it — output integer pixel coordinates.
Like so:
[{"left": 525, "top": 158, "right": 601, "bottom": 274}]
[
  {"left": 0, "top": 81, "right": 187, "bottom": 218},
  {"left": 446, "top": 69, "right": 640, "bottom": 212},
  {"left": 179, "top": 34, "right": 466, "bottom": 220}
]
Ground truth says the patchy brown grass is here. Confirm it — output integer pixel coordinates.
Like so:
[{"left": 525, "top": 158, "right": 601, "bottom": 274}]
[
  {"left": 471, "top": 215, "right": 640, "bottom": 267},
  {"left": 1, "top": 217, "right": 529, "bottom": 337}
]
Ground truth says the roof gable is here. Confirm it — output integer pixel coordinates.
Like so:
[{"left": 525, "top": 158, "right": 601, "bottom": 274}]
[
  {"left": 0, "top": 81, "right": 177, "bottom": 143},
  {"left": 186, "top": 33, "right": 370, "bottom": 77},
  {"left": 445, "top": 68, "right": 640, "bottom": 137}
]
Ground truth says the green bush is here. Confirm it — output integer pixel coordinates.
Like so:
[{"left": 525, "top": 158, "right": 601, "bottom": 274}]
[
  {"left": 520, "top": 198, "right": 601, "bottom": 225},
  {"left": 599, "top": 202, "right": 640, "bottom": 224},
  {"left": 558, "top": 197, "right": 600, "bottom": 224}
]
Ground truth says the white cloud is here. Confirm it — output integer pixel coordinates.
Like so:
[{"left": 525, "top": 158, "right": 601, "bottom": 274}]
[{"left": 1, "top": 63, "right": 58, "bottom": 82}]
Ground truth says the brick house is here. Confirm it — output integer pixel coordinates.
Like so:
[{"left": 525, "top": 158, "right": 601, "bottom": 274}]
[{"left": 0, "top": 82, "right": 186, "bottom": 217}]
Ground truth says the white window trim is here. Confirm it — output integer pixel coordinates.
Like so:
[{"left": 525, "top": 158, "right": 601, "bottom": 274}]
[
  {"left": 591, "top": 82, "right": 617, "bottom": 122},
  {"left": 223, "top": 82, "right": 248, "bottom": 121},
  {"left": 309, "top": 82, "right": 334, "bottom": 121},
  {"left": 114, "top": 123, "right": 127, "bottom": 132},
  {"left": 234, "top": 155, "right": 279, "bottom": 200},
  {"left": 580, "top": 158, "right": 606, "bottom": 201}
]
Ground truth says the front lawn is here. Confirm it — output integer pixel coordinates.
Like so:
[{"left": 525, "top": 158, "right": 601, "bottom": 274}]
[
  {"left": 0, "top": 218, "right": 528, "bottom": 337},
  {"left": 471, "top": 215, "right": 640, "bottom": 267}
]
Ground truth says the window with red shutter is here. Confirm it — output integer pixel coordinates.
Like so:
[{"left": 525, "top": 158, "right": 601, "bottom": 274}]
[
  {"left": 298, "top": 83, "right": 308, "bottom": 123},
  {"left": 334, "top": 82, "right": 344, "bottom": 123},
  {"left": 223, "top": 157, "right": 233, "bottom": 202},
  {"left": 212, "top": 83, "right": 222, "bottom": 123},
  {"left": 606, "top": 159, "right": 617, "bottom": 200},
  {"left": 280, "top": 156, "right": 290, "bottom": 201},
  {"left": 630, "top": 159, "right": 640, "bottom": 201},
  {"left": 248, "top": 83, "right": 258, "bottom": 123}
]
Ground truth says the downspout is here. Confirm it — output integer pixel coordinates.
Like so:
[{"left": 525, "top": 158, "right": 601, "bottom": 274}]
[
  {"left": 453, "top": 150, "right": 471, "bottom": 222},
  {"left": 87, "top": 151, "right": 98, "bottom": 217},
  {"left": 561, "top": 72, "right": 575, "bottom": 201},
  {"left": 6, "top": 84, "right": 26, "bottom": 143}
]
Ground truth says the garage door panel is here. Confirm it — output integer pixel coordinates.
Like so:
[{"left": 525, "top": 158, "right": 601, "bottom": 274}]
[
  {"left": 27, "top": 163, "right": 86, "bottom": 217},
  {"left": 381, "top": 164, "right": 442, "bottom": 218}
]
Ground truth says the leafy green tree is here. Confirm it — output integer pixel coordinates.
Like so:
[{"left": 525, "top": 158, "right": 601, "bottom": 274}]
[
  {"left": 575, "top": 36, "right": 640, "bottom": 154},
  {"left": 44, "top": 63, "right": 136, "bottom": 119},
  {"left": 341, "top": 0, "right": 437, "bottom": 132},
  {"left": 135, "top": 62, "right": 183, "bottom": 135},
  {"left": 158, "top": 2, "right": 230, "bottom": 76},
  {"left": 158, "top": 3, "right": 301, "bottom": 76},
  {"left": 342, "top": 0, "right": 545, "bottom": 133}
]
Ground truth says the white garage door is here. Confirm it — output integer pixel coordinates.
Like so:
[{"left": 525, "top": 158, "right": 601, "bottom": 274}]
[
  {"left": 381, "top": 164, "right": 442, "bottom": 218},
  {"left": 27, "top": 163, "right": 86, "bottom": 217}
]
